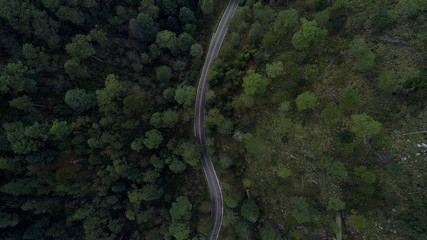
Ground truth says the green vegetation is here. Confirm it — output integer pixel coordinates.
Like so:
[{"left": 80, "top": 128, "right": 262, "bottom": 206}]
[
  {"left": 202, "top": 0, "right": 426, "bottom": 239},
  {"left": 296, "top": 91, "right": 317, "bottom": 112},
  {"left": 0, "top": 0, "right": 425, "bottom": 239},
  {"left": 0, "top": 0, "right": 226, "bottom": 239}
]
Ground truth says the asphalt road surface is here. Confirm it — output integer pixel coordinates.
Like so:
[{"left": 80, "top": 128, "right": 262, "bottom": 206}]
[{"left": 194, "top": 1, "right": 239, "bottom": 239}]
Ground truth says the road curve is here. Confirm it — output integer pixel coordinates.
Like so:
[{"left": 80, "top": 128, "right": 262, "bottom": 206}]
[{"left": 194, "top": 1, "right": 239, "bottom": 239}]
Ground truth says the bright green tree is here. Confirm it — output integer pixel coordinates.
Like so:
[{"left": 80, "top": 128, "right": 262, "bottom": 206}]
[
  {"left": 96, "top": 74, "right": 125, "bottom": 113},
  {"left": 224, "top": 196, "right": 238, "bottom": 208},
  {"left": 128, "top": 188, "right": 144, "bottom": 206},
  {"left": 340, "top": 89, "right": 360, "bottom": 113},
  {"left": 178, "top": 142, "right": 200, "bottom": 167},
  {"left": 279, "top": 167, "right": 292, "bottom": 178},
  {"left": 155, "top": 30, "right": 178, "bottom": 53},
  {"left": 143, "top": 129, "right": 163, "bottom": 149},
  {"left": 169, "top": 159, "right": 186, "bottom": 173},
  {"left": 169, "top": 196, "right": 192, "bottom": 239},
  {"left": 169, "top": 222, "right": 191, "bottom": 240},
  {"left": 321, "top": 159, "right": 348, "bottom": 181},
  {"left": 170, "top": 196, "right": 192, "bottom": 221},
  {"left": 3, "top": 122, "right": 47, "bottom": 154},
  {"left": 50, "top": 120, "right": 73, "bottom": 139},
  {"left": 24, "top": 122, "right": 49, "bottom": 142},
  {"left": 348, "top": 214, "right": 367, "bottom": 229},
  {"left": 190, "top": 43, "right": 203, "bottom": 57},
  {"left": 65, "top": 34, "right": 95, "bottom": 60},
  {"left": 242, "top": 70, "right": 271, "bottom": 96},
  {"left": 131, "top": 137, "right": 144, "bottom": 152},
  {"left": 0, "top": 62, "right": 35, "bottom": 94},
  {"left": 9, "top": 95, "right": 34, "bottom": 112},
  {"left": 296, "top": 91, "right": 317, "bottom": 112},
  {"left": 291, "top": 18, "right": 327, "bottom": 51},
  {"left": 174, "top": 85, "right": 196, "bottom": 108},
  {"left": 150, "top": 112, "right": 162, "bottom": 128},
  {"left": 350, "top": 114, "right": 382, "bottom": 139},
  {"left": 150, "top": 155, "right": 165, "bottom": 170},
  {"left": 162, "top": 110, "right": 179, "bottom": 128}
]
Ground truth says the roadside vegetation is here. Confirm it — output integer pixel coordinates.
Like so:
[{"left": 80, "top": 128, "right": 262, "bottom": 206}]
[{"left": 206, "top": 0, "right": 426, "bottom": 239}]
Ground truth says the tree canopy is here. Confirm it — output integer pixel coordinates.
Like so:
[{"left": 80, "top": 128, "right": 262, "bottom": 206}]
[
  {"left": 129, "top": 13, "right": 159, "bottom": 43},
  {"left": 240, "top": 200, "right": 260, "bottom": 223},
  {"left": 174, "top": 85, "right": 196, "bottom": 108},
  {"left": 296, "top": 91, "right": 317, "bottom": 112},
  {"left": 273, "top": 9, "right": 299, "bottom": 34},
  {"left": 242, "top": 70, "right": 271, "bottom": 96},
  {"left": 291, "top": 18, "right": 327, "bottom": 51},
  {"left": 350, "top": 114, "right": 382, "bottom": 139},
  {"left": 265, "top": 61, "right": 284, "bottom": 79}
]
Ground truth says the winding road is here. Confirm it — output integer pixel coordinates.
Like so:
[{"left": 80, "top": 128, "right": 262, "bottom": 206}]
[{"left": 194, "top": 1, "right": 239, "bottom": 239}]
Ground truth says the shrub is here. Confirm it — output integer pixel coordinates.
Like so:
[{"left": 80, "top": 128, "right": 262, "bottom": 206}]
[
  {"left": 348, "top": 38, "right": 375, "bottom": 73},
  {"left": 348, "top": 214, "right": 367, "bottom": 229},
  {"left": 339, "top": 89, "right": 360, "bottom": 113},
  {"left": 371, "top": 9, "right": 392, "bottom": 33},
  {"left": 378, "top": 71, "right": 399, "bottom": 93}
]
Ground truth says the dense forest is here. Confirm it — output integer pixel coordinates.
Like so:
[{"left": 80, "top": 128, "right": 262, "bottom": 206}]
[
  {"left": 0, "top": 0, "right": 426, "bottom": 240},
  {"left": 0, "top": 0, "right": 224, "bottom": 239}
]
